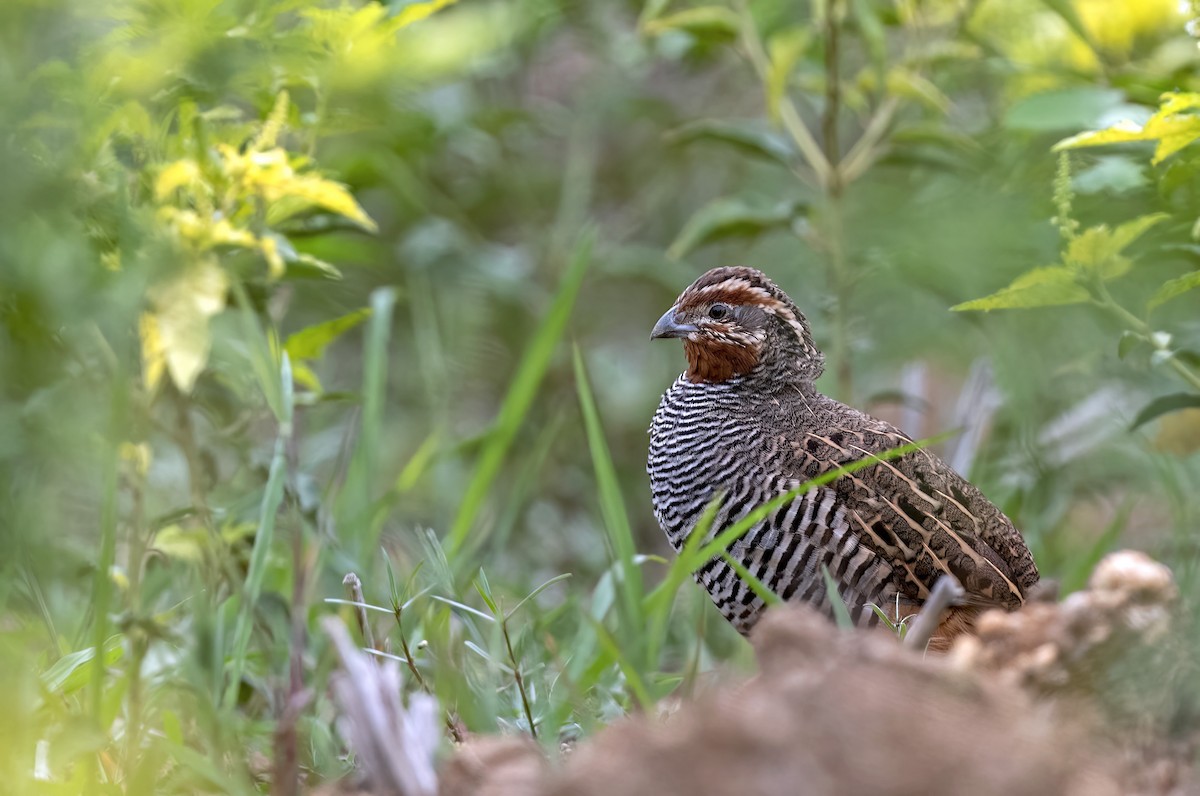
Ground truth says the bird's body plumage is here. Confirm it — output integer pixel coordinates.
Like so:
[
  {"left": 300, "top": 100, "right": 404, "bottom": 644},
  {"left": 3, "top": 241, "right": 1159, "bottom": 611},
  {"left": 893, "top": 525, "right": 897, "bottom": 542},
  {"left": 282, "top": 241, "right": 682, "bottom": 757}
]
[{"left": 648, "top": 267, "right": 1039, "bottom": 644}]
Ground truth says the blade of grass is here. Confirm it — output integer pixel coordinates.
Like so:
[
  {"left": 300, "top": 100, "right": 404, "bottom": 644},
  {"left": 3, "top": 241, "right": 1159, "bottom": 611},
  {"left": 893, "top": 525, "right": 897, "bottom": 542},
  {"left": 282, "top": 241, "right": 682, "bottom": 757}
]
[
  {"left": 1062, "top": 499, "right": 1131, "bottom": 594},
  {"left": 446, "top": 230, "right": 594, "bottom": 557},
  {"left": 505, "top": 573, "right": 572, "bottom": 622},
  {"left": 340, "top": 287, "right": 396, "bottom": 560},
  {"left": 223, "top": 353, "right": 293, "bottom": 710},
  {"left": 821, "top": 563, "right": 854, "bottom": 629},
  {"left": 644, "top": 496, "right": 721, "bottom": 667},
  {"left": 721, "top": 552, "right": 782, "bottom": 607},
  {"left": 573, "top": 344, "right": 647, "bottom": 666},
  {"left": 586, "top": 617, "right": 654, "bottom": 713}
]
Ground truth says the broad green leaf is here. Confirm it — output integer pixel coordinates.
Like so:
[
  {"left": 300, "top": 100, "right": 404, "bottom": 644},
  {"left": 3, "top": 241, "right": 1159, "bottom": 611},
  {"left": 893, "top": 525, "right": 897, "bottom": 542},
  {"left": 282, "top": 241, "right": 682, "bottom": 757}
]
[
  {"left": 668, "top": 196, "right": 804, "bottom": 260},
  {"left": 1005, "top": 88, "right": 1123, "bottom": 132},
  {"left": 1160, "top": 92, "right": 1200, "bottom": 115},
  {"left": 1066, "top": 213, "right": 1167, "bottom": 278},
  {"left": 1130, "top": 393, "right": 1200, "bottom": 431},
  {"left": 1055, "top": 103, "right": 1200, "bottom": 164},
  {"left": 144, "top": 257, "right": 230, "bottom": 393},
  {"left": 1073, "top": 155, "right": 1147, "bottom": 195},
  {"left": 1108, "top": 213, "right": 1169, "bottom": 255},
  {"left": 1067, "top": 231, "right": 1129, "bottom": 277},
  {"left": 952, "top": 266, "right": 1088, "bottom": 311},
  {"left": 1148, "top": 269, "right": 1200, "bottom": 309},
  {"left": 42, "top": 637, "right": 124, "bottom": 695},
  {"left": 664, "top": 119, "right": 795, "bottom": 165},
  {"left": 643, "top": 6, "right": 740, "bottom": 40},
  {"left": 766, "top": 27, "right": 809, "bottom": 123},
  {"left": 885, "top": 68, "right": 950, "bottom": 114},
  {"left": 284, "top": 308, "right": 372, "bottom": 361}
]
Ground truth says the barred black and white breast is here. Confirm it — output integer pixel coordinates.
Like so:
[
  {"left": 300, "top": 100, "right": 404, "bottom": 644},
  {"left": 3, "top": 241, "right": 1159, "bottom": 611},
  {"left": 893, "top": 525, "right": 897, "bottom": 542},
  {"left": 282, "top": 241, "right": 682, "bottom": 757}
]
[{"left": 647, "top": 267, "right": 1039, "bottom": 647}]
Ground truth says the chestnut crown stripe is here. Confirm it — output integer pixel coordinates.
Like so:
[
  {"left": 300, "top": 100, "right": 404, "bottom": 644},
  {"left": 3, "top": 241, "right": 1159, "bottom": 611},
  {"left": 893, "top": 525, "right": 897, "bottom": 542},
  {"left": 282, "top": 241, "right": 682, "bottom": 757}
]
[{"left": 668, "top": 266, "right": 824, "bottom": 384}]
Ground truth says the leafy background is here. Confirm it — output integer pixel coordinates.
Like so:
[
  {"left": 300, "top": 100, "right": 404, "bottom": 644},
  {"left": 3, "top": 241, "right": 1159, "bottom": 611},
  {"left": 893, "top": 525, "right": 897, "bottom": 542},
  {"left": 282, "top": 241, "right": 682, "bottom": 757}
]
[{"left": 3, "top": 0, "right": 1200, "bottom": 792}]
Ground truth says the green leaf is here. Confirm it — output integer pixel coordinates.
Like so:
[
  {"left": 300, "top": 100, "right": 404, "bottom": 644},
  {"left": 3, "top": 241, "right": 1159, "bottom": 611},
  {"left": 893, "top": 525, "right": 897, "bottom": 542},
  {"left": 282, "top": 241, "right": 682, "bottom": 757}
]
[
  {"left": 473, "top": 570, "right": 499, "bottom": 615},
  {"left": 951, "top": 266, "right": 1088, "bottom": 311},
  {"left": 1148, "top": 269, "right": 1200, "bottom": 309},
  {"left": 430, "top": 594, "right": 496, "bottom": 623},
  {"left": 505, "top": 573, "right": 572, "bottom": 621},
  {"left": 1055, "top": 97, "right": 1200, "bottom": 164},
  {"left": 1073, "top": 156, "right": 1147, "bottom": 195},
  {"left": 642, "top": 6, "right": 740, "bottom": 40},
  {"left": 821, "top": 563, "right": 854, "bottom": 630},
  {"left": 1066, "top": 213, "right": 1167, "bottom": 279},
  {"left": 1005, "top": 88, "right": 1123, "bottom": 132},
  {"left": 668, "top": 196, "right": 804, "bottom": 260},
  {"left": 284, "top": 308, "right": 371, "bottom": 361},
  {"left": 665, "top": 119, "right": 796, "bottom": 166},
  {"left": 766, "top": 27, "right": 810, "bottom": 123},
  {"left": 574, "top": 345, "right": 646, "bottom": 663},
  {"left": 886, "top": 68, "right": 949, "bottom": 114},
  {"left": 42, "top": 637, "right": 124, "bottom": 695},
  {"left": 1117, "top": 331, "right": 1144, "bottom": 360},
  {"left": 1130, "top": 393, "right": 1200, "bottom": 431}
]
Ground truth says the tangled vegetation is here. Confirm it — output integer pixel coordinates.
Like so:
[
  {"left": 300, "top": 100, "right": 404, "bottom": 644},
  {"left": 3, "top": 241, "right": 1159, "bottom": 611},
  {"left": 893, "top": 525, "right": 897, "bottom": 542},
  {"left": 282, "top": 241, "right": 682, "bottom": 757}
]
[{"left": 2, "top": 0, "right": 1199, "bottom": 792}]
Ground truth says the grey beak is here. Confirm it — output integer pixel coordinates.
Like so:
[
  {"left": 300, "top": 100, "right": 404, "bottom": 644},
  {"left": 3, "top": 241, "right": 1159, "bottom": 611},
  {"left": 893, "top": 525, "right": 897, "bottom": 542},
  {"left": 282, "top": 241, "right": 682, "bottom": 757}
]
[{"left": 651, "top": 308, "right": 699, "bottom": 340}]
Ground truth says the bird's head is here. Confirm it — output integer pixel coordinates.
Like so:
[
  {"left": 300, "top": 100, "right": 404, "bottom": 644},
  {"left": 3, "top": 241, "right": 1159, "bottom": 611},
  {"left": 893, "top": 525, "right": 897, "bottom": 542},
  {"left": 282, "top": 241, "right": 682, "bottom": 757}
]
[{"left": 651, "top": 266, "right": 824, "bottom": 385}]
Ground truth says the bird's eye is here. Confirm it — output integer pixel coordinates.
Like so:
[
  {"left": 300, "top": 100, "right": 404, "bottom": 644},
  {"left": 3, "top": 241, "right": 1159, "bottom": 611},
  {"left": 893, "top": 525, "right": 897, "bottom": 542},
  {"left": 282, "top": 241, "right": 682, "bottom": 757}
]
[{"left": 708, "top": 303, "right": 731, "bottom": 320}]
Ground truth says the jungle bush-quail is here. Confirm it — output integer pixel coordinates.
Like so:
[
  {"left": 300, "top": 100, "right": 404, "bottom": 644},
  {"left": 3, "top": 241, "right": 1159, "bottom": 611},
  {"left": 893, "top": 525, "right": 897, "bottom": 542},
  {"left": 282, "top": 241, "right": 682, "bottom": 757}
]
[{"left": 647, "top": 267, "right": 1040, "bottom": 647}]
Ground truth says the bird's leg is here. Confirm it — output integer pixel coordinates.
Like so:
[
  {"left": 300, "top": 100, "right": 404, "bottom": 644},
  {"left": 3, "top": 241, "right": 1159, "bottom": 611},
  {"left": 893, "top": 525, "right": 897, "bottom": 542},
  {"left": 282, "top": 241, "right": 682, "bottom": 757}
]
[{"left": 903, "top": 574, "right": 965, "bottom": 652}]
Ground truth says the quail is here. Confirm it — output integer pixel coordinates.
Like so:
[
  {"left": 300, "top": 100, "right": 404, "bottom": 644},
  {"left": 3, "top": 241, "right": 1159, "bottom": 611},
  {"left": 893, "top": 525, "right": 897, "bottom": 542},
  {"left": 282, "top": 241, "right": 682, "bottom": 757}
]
[{"left": 647, "top": 267, "right": 1039, "bottom": 648}]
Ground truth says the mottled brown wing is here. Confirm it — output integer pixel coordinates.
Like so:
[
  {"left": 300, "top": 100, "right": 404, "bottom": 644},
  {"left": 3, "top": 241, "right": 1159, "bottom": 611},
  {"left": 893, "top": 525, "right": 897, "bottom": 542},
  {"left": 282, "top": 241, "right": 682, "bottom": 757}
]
[{"left": 784, "top": 413, "right": 1039, "bottom": 612}]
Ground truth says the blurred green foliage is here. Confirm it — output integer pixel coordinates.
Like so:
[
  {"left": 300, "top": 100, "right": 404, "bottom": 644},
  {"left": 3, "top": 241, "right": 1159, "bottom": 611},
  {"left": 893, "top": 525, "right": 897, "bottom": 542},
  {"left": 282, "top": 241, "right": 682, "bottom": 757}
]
[{"left": 2, "top": 0, "right": 1199, "bottom": 792}]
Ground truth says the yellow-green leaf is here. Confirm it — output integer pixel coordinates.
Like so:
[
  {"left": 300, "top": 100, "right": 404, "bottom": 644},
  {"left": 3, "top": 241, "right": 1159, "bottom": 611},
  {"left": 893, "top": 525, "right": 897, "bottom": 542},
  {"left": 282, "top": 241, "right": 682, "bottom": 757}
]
[
  {"left": 1055, "top": 101, "right": 1200, "bottom": 164},
  {"left": 951, "top": 266, "right": 1088, "bottom": 311},
  {"left": 1066, "top": 213, "right": 1167, "bottom": 278},
  {"left": 251, "top": 90, "right": 290, "bottom": 153},
  {"left": 284, "top": 308, "right": 372, "bottom": 361},
  {"left": 284, "top": 174, "right": 378, "bottom": 231},
  {"left": 643, "top": 6, "right": 740, "bottom": 39},
  {"left": 766, "top": 27, "right": 809, "bottom": 123},
  {"left": 155, "top": 159, "right": 203, "bottom": 200},
  {"left": 886, "top": 68, "right": 950, "bottom": 114},
  {"left": 395, "top": 0, "right": 460, "bottom": 29},
  {"left": 139, "top": 312, "right": 165, "bottom": 393},
  {"left": 146, "top": 258, "right": 230, "bottom": 392},
  {"left": 1160, "top": 92, "right": 1200, "bottom": 115},
  {"left": 291, "top": 362, "right": 323, "bottom": 393}
]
